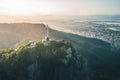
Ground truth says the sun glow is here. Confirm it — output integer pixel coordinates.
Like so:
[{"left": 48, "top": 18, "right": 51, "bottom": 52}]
[
  {"left": 0, "top": 0, "right": 119, "bottom": 16},
  {"left": 0, "top": 0, "right": 54, "bottom": 16}
]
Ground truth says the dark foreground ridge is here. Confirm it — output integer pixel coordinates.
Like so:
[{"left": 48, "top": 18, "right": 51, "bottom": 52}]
[{"left": 0, "top": 40, "right": 89, "bottom": 80}]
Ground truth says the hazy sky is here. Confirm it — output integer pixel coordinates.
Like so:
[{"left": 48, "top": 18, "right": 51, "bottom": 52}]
[{"left": 0, "top": 0, "right": 120, "bottom": 16}]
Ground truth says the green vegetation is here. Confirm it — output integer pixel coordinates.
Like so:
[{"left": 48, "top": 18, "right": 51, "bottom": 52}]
[{"left": 0, "top": 40, "right": 82, "bottom": 80}]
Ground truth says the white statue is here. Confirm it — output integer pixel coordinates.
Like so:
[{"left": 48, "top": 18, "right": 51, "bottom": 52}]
[{"left": 45, "top": 24, "right": 50, "bottom": 41}]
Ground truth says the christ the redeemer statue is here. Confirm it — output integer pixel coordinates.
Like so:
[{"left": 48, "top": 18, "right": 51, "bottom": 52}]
[{"left": 45, "top": 24, "right": 50, "bottom": 41}]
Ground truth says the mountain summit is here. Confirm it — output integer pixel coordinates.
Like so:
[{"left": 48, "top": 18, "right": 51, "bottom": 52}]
[{"left": 0, "top": 40, "right": 88, "bottom": 80}]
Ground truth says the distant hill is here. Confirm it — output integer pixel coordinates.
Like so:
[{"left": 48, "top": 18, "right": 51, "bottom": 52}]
[{"left": 0, "top": 23, "right": 46, "bottom": 49}]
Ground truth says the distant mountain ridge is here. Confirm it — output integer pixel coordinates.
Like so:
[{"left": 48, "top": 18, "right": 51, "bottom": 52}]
[{"left": 0, "top": 23, "right": 46, "bottom": 49}]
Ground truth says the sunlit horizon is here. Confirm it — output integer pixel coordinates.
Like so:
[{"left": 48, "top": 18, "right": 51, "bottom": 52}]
[{"left": 0, "top": 0, "right": 120, "bottom": 16}]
